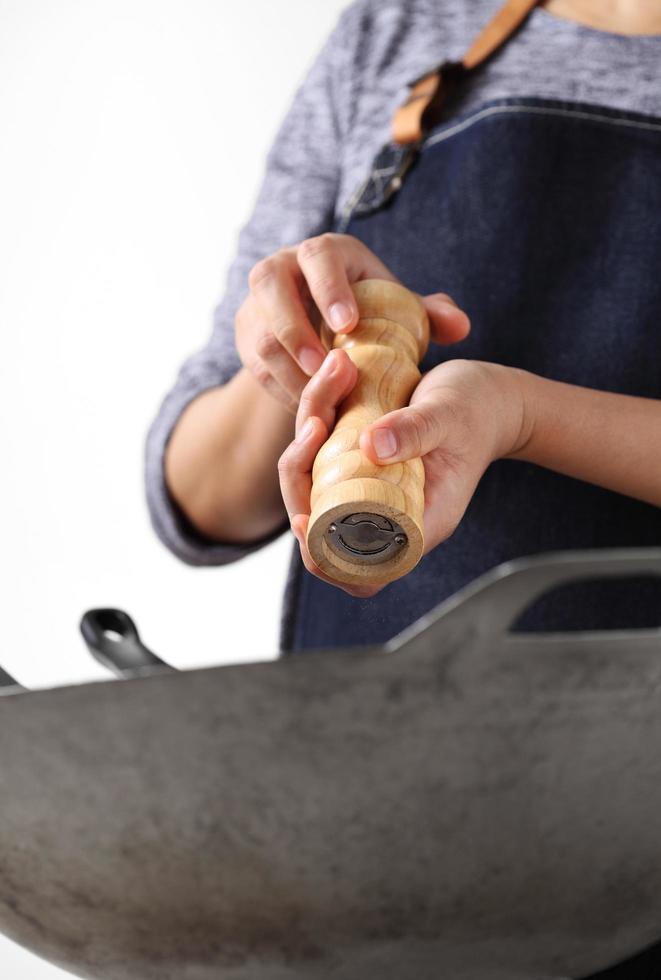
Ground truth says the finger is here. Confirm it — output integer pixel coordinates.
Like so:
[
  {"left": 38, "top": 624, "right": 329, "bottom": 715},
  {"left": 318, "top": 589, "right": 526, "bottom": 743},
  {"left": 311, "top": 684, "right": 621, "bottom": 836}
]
[
  {"left": 247, "top": 356, "right": 298, "bottom": 413},
  {"left": 278, "top": 415, "right": 327, "bottom": 522},
  {"left": 296, "top": 349, "right": 358, "bottom": 436},
  {"left": 297, "top": 235, "right": 360, "bottom": 334},
  {"left": 254, "top": 328, "right": 310, "bottom": 404},
  {"left": 421, "top": 292, "right": 471, "bottom": 344},
  {"left": 240, "top": 294, "right": 310, "bottom": 403},
  {"left": 297, "top": 233, "right": 398, "bottom": 335},
  {"left": 359, "top": 400, "right": 450, "bottom": 464},
  {"left": 248, "top": 251, "right": 327, "bottom": 376}
]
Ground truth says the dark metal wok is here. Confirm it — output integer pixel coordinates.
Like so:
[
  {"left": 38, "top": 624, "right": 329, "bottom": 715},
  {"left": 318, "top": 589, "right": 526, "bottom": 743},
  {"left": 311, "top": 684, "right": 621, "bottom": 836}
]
[{"left": 1, "top": 549, "right": 660, "bottom": 980}]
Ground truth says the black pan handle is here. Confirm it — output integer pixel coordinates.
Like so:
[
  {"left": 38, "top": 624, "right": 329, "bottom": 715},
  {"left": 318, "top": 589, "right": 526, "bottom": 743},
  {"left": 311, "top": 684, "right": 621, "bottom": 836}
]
[{"left": 80, "top": 609, "right": 176, "bottom": 679}]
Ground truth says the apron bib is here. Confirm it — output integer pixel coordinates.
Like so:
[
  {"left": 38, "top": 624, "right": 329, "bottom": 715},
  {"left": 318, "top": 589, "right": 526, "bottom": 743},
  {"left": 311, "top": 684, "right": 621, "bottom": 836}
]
[
  {"left": 283, "top": 13, "right": 661, "bottom": 974},
  {"left": 285, "top": 40, "right": 661, "bottom": 655}
]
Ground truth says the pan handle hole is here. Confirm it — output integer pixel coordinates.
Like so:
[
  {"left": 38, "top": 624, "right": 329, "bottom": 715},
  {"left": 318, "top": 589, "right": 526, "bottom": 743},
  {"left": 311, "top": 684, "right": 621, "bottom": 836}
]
[
  {"left": 103, "top": 630, "right": 124, "bottom": 643},
  {"left": 511, "top": 575, "right": 661, "bottom": 633}
]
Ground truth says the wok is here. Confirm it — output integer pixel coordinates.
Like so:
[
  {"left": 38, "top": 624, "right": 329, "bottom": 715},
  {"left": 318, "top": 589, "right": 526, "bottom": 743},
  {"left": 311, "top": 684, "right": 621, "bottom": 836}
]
[{"left": 1, "top": 549, "right": 660, "bottom": 980}]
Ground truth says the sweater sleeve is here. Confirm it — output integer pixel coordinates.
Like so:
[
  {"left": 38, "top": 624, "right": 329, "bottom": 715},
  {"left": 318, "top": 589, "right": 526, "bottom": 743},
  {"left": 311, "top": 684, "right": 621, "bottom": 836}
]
[{"left": 144, "top": 4, "right": 361, "bottom": 566}]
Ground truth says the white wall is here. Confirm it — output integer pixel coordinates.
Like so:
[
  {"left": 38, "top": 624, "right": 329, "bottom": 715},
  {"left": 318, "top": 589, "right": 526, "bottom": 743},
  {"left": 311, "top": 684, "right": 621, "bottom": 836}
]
[{"left": 0, "top": 0, "right": 349, "bottom": 974}]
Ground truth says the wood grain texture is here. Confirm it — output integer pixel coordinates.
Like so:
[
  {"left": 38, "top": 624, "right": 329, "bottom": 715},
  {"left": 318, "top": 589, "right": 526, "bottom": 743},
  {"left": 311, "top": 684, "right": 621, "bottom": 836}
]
[{"left": 307, "top": 279, "right": 430, "bottom": 587}]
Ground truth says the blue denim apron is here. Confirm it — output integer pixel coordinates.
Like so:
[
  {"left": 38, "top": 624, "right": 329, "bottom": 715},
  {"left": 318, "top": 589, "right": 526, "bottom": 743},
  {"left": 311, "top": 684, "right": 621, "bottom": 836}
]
[{"left": 283, "top": 94, "right": 661, "bottom": 654}]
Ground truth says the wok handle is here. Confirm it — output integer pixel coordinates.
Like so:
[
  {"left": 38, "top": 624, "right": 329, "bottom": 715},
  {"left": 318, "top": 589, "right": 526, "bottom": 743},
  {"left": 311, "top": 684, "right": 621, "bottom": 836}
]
[
  {"left": 391, "top": 548, "right": 661, "bottom": 652},
  {"left": 477, "top": 548, "right": 661, "bottom": 636},
  {"left": 80, "top": 608, "right": 176, "bottom": 679},
  {"left": 307, "top": 279, "right": 430, "bottom": 588}
]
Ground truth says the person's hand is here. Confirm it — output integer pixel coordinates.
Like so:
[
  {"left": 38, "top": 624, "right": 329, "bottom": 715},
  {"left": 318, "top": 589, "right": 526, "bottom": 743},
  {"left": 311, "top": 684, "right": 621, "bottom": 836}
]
[
  {"left": 277, "top": 346, "right": 380, "bottom": 597},
  {"left": 235, "top": 233, "right": 470, "bottom": 414},
  {"left": 278, "top": 357, "right": 531, "bottom": 597}
]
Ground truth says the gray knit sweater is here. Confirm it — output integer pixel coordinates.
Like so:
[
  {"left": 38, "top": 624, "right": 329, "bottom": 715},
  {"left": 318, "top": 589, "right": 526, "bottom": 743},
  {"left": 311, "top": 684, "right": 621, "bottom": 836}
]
[{"left": 144, "top": 0, "right": 661, "bottom": 648}]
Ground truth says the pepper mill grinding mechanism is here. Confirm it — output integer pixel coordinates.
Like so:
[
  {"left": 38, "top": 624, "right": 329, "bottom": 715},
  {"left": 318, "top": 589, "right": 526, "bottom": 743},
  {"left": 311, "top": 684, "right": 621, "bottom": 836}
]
[{"left": 306, "top": 279, "right": 430, "bottom": 587}]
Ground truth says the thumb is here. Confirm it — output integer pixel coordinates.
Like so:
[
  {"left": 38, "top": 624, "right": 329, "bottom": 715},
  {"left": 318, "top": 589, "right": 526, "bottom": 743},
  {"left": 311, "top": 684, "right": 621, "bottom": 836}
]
[{"left": 360, "top": 401, "right": 445, "bottom": 464}]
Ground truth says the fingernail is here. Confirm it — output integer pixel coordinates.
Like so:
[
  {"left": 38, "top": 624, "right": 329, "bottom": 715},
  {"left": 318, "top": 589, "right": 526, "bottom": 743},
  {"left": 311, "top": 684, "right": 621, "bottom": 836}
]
[
  {"left": 372, "top": 428, "right": 397, "bottom": 459},
  {"left": 299, "top": 346, "right": 324, "bottom": 376},
  {"left": 328, "top": 302, "right": 353, "bottom": 332},
  {"left": 295, "top": 418, "right": 315, "bottom": 444}
]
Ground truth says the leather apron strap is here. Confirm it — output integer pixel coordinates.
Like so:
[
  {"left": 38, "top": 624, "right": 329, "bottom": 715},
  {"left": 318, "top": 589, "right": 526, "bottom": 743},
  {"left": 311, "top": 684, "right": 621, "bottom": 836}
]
[{"left": 392, "top": 0, "right": 543, "bottom": 145}]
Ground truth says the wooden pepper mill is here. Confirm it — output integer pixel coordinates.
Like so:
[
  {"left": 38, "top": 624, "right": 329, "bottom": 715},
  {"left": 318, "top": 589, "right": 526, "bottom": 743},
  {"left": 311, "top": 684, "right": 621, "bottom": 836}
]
[{"left": 306, "top": 279, "right": 430, "bottom": 588}]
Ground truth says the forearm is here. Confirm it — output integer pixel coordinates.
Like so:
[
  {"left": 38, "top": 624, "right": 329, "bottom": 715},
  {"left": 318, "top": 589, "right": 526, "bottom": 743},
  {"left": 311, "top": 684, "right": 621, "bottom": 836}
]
[
  {"left": 165, "top": 368, "right": 294, "bottom": 544},
  {"left": 509, "top": 370, "right": 661, "bottom": 508}
]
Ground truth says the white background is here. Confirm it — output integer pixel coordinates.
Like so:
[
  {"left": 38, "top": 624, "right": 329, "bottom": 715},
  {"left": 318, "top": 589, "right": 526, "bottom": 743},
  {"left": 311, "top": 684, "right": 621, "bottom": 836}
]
[{"left": 0, "top": 0, "right": 349, "bottom": 974}]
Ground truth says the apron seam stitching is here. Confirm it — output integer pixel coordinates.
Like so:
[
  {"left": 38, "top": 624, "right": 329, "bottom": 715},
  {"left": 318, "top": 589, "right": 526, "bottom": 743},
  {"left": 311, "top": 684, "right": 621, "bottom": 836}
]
[{"left": 424, "top": 101, "right": 661, "bottom": 152}]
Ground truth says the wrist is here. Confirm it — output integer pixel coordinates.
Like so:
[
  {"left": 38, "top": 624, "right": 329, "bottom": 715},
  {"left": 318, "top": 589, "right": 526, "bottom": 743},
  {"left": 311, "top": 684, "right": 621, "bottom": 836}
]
[
  {"left": 165, "top": 370, "right": 294, "bottom": 542},
  {"left": 501, "top": 367, "right": 538, "bottom": 460},
  {"left": 471, "top": 362, "right": 536, "bottom": 461}
]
